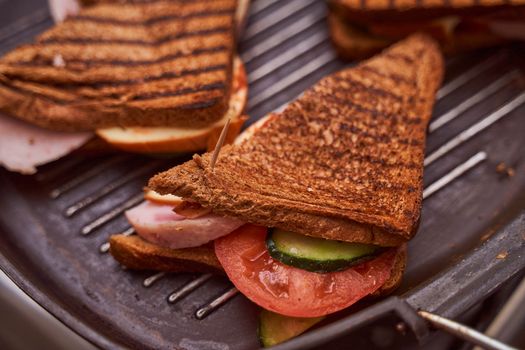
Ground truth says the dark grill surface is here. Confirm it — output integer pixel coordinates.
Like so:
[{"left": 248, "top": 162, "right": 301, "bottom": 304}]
[{"left": 0, "top": 0, "right": 524, "bottom": 349}]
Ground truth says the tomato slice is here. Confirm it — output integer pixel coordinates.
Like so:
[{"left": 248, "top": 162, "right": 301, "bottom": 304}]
[{"left": 214, "top": 224, "right": 397, "bottom": 318}]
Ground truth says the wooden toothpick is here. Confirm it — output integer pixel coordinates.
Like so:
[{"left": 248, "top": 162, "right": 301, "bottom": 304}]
[{"left": 210, "top": 118, "right": 231, "bottom": 171}]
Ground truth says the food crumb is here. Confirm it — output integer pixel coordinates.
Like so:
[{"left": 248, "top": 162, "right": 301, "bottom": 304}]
[
  {"left": 175, "top": 227, "right": 184, "bottom": 231},
  {"left": 52, "top": 54, "right": 66, "bottom": 68},
  {"left": 496, "top": 251, "right": 508, "bottom": 260},
  {"left": 480, "top": 229, "right": 496, "bottom": 242},
  {"left": 495, "top": 162, "right": 515, "bottom": 178},
  {"left": 322, "top": 129, "right": 334, "bottom": 146}
]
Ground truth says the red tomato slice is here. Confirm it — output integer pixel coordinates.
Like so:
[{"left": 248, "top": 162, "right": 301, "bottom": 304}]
[{"left": 214, "top": 224, "right": 397, "bottom": 318}]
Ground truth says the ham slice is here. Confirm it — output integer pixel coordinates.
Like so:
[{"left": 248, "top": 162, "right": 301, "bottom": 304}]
[
  {"left": 0, "top": 113, "right": 92, "bottom": 174},
  {"left": 126, "top": 200, "right": 245, "bottom": 249}
]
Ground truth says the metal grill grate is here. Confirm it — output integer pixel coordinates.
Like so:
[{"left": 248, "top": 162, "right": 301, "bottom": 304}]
[{"left": 0, "top": 0, "right": 524, "bottom": 349}]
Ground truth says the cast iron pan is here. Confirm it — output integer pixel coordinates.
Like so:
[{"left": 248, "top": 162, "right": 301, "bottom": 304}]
[{"left": 0, "top": 0, "right": 524, "bottom": 349}]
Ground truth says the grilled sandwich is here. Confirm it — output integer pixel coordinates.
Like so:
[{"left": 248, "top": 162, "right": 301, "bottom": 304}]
[
  {"left": 0, "top": 0, "right": 249, "bottom": 174},
  {"left": 109, "top": 35, "right": 443, "bottom": 344},
  {"left": 328, "top": 0, "right": 525, "bottom": 59}
]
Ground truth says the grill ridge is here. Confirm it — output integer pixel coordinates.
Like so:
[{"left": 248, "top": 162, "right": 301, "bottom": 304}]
[
  {"left": 241, "top": 10, "right": 325, "bottom": 63},
  {"left": 65, "top": 160, "right": 164, "bottom": 217},
  {"left": 425, "top": 93, "right": 525, "bottom": 166},
  {"left": 50, "top": 155, "right": 133, "bottom": 199},
  {"left": 436, "top": 51, "right": 507, "bottom": 100},
  {"left": 81, "top": 193, "right": 144, "bottom": 235},
  {"left": 242, "top": 0, "right": 317, "bottom": 41},
  {"left": 430, "top": 70, "right": 520, "bottom": 133}
]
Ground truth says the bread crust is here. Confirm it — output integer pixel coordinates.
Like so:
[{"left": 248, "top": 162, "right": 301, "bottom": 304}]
[
  {"left": 109, "top": 234, "right": 224, "bottom": 274},
  {"left": 149, "top": 34, "right": 443, "bottom": 246}
]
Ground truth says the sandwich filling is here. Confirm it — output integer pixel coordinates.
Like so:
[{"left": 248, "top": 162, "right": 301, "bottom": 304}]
[
  {"left": 125, "top": 193, "right": 400, "bottom": 318},
  {"left": 0, "top": 113, "right": 91, "bottom": 174},
  {"left": 123, "top": 109, "right": 399, "bottom": 317}
]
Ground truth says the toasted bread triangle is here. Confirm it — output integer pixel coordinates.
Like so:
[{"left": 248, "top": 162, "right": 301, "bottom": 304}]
[{"left": 149, "top": 34, "right": 444, "bottom": 246}]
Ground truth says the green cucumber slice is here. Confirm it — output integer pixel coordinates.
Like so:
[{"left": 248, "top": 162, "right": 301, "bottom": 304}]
[
  {"left": 258, "top": 309, "right": 323, "bottom": 347},
  {"left": 266, "top": 229, "right": 381, "bottom": 273}
]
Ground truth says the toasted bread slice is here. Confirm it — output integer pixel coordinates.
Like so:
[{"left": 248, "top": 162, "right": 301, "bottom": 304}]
[
  {"left": 0, "top": 0, "right": 239, "bottom": 131},
  {"left": 149, "top": 34, "right": 444, "bottom": 246},
  {"left": 329, "top": 11, "right": 507, "bottom": 59},
  {"left": 110, "top": 234, "right": 406, "bottom": 295},
  {"left": 109, "top": 234, "right": 224, "bottom": 274},
  {"left": 95, "top": 56, "right": 247, "bottom": 154}
]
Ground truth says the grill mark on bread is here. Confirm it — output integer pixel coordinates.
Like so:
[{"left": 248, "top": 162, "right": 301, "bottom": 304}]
[
  {"left": 42, "top": 14, "right": 232, "bottom": 43},
  {"left": 306, "top": 143, "right": 420, "bottom": 170},
  {"left": 0, "top": 80, "right": 224, "bottom": 104},
  {"left": 310, "top": 99, "right": 425, "bottom": 145},
  {"left": 346, "top": 154, "right": 419, "bottom": 169},
  {"left": 0, "top": 81, "right": 75, "bottom": 104},
  {"left": 339, "top": 124, "right": 424, "bottom": 147},
  {"left": 178, "top": 98, "right": 221, "bottom": 110},
  {"left": 382, "top": 53, "right": 416, "bottom": 64},
  {"left": 357, "top": 66, "right": 414, "bottom": 85},
  {"left": 40, "top": 26, "right": 231, "bottom": 46},
  {"left": 329, "top": 76, "right": 404, "bottom": 102},
  {"left": 10, "top": 45, "right": 228, "bottom": 67},
  {"left": 17, "top": 64, "right": 227, "bottom": 88},
  {"left": 317, "top": 94, "right": 422, "bottom": 124},
  {"left": 125, "top": 82, "right": 225, "bottom": 101},
  {"left": 2, "top": 33, "right": 231, "bottom": 63},
  {"left": 72, "top": 8, "right": 235, "bottom": 26}
]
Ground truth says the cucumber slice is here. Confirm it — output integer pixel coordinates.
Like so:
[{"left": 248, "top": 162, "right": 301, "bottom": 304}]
[
  {"left": 266, "top": 229, "right": 381, "bottom": 273},
  {"left": 258, "top": 309, "right": 323, "bottom": 347}
]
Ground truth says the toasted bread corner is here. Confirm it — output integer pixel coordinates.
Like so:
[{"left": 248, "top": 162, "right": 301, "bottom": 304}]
[{"left": 109, "top": 234, "right": 224, "bottom": 274}]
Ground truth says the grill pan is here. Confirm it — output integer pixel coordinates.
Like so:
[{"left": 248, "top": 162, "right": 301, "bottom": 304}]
[{"left": 1, "top": 0, "right": 525, "bottom": 349}]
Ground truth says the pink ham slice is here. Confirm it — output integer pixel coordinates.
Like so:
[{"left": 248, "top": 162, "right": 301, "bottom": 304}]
[
  {"left": 0, "top": 113, "right": 92, "bottom": 174},
  {"left": 126, "top": 200, "right": 245, "bottom": 249}
]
